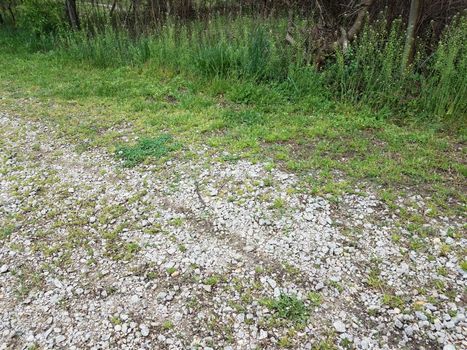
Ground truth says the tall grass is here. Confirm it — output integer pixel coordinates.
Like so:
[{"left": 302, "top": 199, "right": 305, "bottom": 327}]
[
  {"left": 58, "top": 30, "right": 151, "bottom": 68},
  {"left": 325, "top": 20, "right": 407, "bottom": 109},
  {"left": 3, "top": 15, "right": 466, "bottom": 124},
  {"left": 417, "top": 16, "right": 467, "bottom": 121}
]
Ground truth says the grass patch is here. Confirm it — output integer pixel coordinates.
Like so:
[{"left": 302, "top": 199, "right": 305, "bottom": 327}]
[
  {"left": 222, "top": 109, "right": 264, "bottom": 127},
  {"left": 0, "top": 224, "right": 15, "bottom": 240},
  {"left": 382, "top": 294, "right": 405, "bottom": 309},
  {"left": 115, "top": 135, "right": 179, "bottom": 167}
]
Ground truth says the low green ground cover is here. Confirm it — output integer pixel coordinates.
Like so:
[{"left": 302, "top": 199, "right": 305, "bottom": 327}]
[{"left": 0, "top": 22, "right": 465, "bottom": 216}]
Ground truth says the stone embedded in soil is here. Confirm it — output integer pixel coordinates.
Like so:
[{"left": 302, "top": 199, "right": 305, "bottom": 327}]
[{"left": 333, "top": 320, "right": 347, "bottom": 333}]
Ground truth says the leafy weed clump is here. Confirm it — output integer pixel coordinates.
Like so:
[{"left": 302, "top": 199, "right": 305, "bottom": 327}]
[
  {"left": 115, "top": 135, "right": 179, "bottom": 167},
  {"left": 261, "top": 294, "right": 309, "bottom": 325}
]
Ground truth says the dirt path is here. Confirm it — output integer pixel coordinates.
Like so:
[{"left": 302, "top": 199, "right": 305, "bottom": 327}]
[{"left": 0, "top": 112, "right": 465, "bottom": 349}]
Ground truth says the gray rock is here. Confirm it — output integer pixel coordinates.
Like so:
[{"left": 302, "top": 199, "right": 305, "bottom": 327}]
[
  {"left": 415, "top": 311, "right": 427, "bottom": 321},
  {"left": 267, "top": 278, "right": 277, "bottom": 289},
  {"left": 404, "top": 326, "right": 414, "bottom": 337},
  {"left": 140, "top": 324, "right": 149, "bottom": 337},
  {"left": 395, "top": 319, "right": 404, "bottom": 329},
  {"left": 444, "top": 321, "right": 455, "bottom": 329},
  {"left": 258, "top": 330, "right": 268, "bottom": 340},
  {"left": 315, "top": 282, "right": 324, "bottom": 291},
  {"left": 333, "top": 320, "right": 346, "bottom": 333},
  {"left": 443, "top": 345, "right": 456, "bottom": 350}
]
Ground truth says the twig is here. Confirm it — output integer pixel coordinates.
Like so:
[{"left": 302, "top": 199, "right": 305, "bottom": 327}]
[{"left": 194, "top": 181, "right": 207, "bottom": 209}]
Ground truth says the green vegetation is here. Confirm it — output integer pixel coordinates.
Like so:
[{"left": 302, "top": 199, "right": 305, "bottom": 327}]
[
  {"left": 166, "top": 267, "right": 177, "bottom": 275},
  {"left": 1, "top": 4, "right": 465, "bottom": 347},
  {"left": 0, "top": 11, "right": 465, "bottom": 218},
  {"left": 382, "top": 293, "right": 405, "bottom": 309},
  {"left": 0, "top": 225, "right": 15, "bottom": 240},
  {"left": 116, "top": 135, "right": 179, "bottom": 167},
  {"left": 261, "top": 294, "right": 309, "bottom": 325},
  {"left": 162, "top": 320, "right": 174, "bottom": 330},
  {"left": 204, "top": 276, "right": 220, "bottom": 286},
  {"left": 307, "top": 292, "right": 322, "bottom": 307},
  {"left": 460, "top": 260, "right": 467, "bottom": 272}
]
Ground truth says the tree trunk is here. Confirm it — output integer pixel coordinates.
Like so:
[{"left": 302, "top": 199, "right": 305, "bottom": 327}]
[
  {"left": 402, "top": 0, "right": 423, "bottom": 72},
  {"left": 110, "top": 0, "right": 117, "bottom": 17},
  {"left": 65, "top": 0, "right": 80, "bottom": 30},
  {"left": 336, "top": 0, "right": 375, "bottom": 50},
  {"left": 7, "top": 3, "right": 16, "bottom": 25}
]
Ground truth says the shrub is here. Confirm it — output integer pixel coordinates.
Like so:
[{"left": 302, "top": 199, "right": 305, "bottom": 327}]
[{"left": 17, "top": 0, "right": 64, "bottom": 35}]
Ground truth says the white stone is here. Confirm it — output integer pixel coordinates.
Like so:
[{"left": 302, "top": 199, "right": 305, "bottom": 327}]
[
  {"left": 258, "top": 330, "right": 268, "bottom": 340},
  {"left": 140, "top": 324, "right": 149, "bottom": 337},
  {"left": 333, "top": 320, "right": 346, "bottom": 333}
]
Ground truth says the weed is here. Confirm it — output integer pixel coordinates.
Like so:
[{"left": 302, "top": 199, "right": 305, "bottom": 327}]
[
  {"left": 205, "top": 276, "right": 220, "bottom": 286},
  {"left": 367, "top": 267, "right": 385, "bottom": 289},
  {"left": 124, "top": 242, "right": 140, "bottom": 259},
  {"left": 307, "top": 292, "right": 322, "bottom": 307},
  {"left": 110, "top": 316, "right": 122, "bottom": 325},
  {"left": 271, "top": 198, "right": 286, "bottom": 210},
  {"left": 0, "top": 225, "right": 14, "bottom": 240},
  {"left": 382, "top": 294, "right": 404, "bottom": 309},
  {"left": 409, "top": 238, "right": 425, "bottom": 251},
  {"left": 115, "top": 135, "right": 179, "bottom": 167},
  {"left": 162, "top": 320, "right": 174, "bottom": 330},
  {"left": 146, "top": 271, "right": 157, "bottom": 280},
  {"left": 278, "top": 335, "right": 292, "bottom": 348},
  {"left": 437, "top": 266, "right": 448, "bottom": 276},
  {"left": 261, "top": 294, "right": 309, "bottom": 325},
  {"left": 340, "top": 337, "right": 353, "bottom": 349},
  {"left": 432, "top": 279, "right": 446, "bottom": 292},
  {"left": 329, "top": 280, "right": 344, "bottom": 293},
  {"left": 169, "top": 217, "right": 184, "bottom": 227},
  {"left": 166, "top": 267, "right": 177, "bottom": 275},
  {"left": 439, "top": 243, "right": 451, "bottom": 257}
]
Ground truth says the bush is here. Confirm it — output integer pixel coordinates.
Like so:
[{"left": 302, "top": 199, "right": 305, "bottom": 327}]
[{"left": 17, "top": 0, "right": 64, "bottom": 35}]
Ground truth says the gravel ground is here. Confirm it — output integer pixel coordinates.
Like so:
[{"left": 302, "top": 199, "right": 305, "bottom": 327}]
[{"left": 0, "top": 112, "right": 465, "bottom": 350}]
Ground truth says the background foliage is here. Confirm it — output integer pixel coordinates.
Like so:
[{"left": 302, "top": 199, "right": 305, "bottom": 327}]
[{"left": 0, "top": 1, "right": 466, "bottom": 126}]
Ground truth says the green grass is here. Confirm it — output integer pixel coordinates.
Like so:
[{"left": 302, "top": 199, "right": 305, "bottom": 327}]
[
  {"left": 382, "top": 294, "right": 405, "bottom": 309},
  {"left": 0, "top": 225, "right": 15, "bottom": 240},
  {"left": 204, "top": 276, "right": 220, "bottom": 286},
  {"left": 115, "top": 135, "right": 179, "bottom": 167},
  {"left": 0, "top": 23, "right": 465, "bottom": 219}
]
